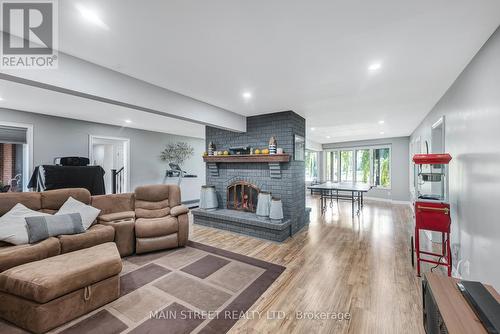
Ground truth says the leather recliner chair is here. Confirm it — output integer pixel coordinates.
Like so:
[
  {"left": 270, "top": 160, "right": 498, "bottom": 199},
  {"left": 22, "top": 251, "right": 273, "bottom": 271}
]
[{"left": 134, "top": 184, "right": 189, "bottom": 254}]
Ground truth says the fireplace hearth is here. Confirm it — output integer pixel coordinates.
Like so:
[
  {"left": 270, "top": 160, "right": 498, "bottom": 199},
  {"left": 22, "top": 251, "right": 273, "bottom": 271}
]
[{"left": 227, "top": 181, "right": 259, "bottom": 212}]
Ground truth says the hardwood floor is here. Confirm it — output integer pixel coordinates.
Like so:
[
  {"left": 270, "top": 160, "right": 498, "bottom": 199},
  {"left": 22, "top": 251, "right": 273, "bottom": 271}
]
[{"left": 189, "top": 195, "right": 425, "bottom": 334}]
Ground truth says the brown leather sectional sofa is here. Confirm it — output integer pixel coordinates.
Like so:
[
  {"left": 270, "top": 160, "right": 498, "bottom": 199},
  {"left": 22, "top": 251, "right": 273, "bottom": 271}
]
[
  {"left": 0, "top": 185, "right": 189, "bottom": 333},
  {"left": 0, "top": 188, "right": 115, "bottom": 272},
  {"left": 0, "top": 185, "right": 189, "bottom": 272}
]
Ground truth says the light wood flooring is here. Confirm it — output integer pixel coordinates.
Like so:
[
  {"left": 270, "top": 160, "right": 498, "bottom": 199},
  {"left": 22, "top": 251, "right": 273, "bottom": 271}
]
[{"left": 189, "top": 195, "right": 427, "bottom": 334}]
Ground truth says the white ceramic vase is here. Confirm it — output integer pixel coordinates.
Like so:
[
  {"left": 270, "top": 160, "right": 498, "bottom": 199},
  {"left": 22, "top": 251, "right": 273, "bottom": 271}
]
[
  {"left": 256, "top": 192, "right": 271, "bottom": 217},
  {"left": 200, "top": 185, "right": 218, "bottom": 210},
  {"left": 269, "top": 197, "right": 284, "bottom": 221}
]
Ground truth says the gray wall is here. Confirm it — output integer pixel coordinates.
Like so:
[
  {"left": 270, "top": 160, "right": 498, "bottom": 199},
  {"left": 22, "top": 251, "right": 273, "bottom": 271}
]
[
  {"left": 0, "top": 108, "right": 205, "bottom": 192},
  {"left": 322, "top": 137, "right": 410, "bottom": 202},
  {"left": 410, "top": 26, "right": 500, "bottom": 288}
]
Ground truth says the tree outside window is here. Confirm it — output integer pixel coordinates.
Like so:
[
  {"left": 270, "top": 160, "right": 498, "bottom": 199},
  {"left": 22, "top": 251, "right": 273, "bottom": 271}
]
[
  {"left": 356, "top": 149, "right": 371, "bottom": 184},
  {"left": 374, "top": 148, "right": 390, "bottom": 188},
  {"left": 340, "top": 150, "right": 353, "bottom": 182},
  {"left": 305, "top": 150, "right": 319, "bottom": 182}
]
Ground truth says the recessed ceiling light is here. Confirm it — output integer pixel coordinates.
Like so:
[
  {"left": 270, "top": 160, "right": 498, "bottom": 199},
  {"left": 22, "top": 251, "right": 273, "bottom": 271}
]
[
  {"left": 326, "top": 135, "right": 331, "bottom": 139},
  {"left": 310, "top": 127, "right": 316, "bottom": 131},
  {"left": 380, "top": 131, "right": 385, "bottom": 135},
  {"left": 368, "top": 62, "right": 382, "bottom": 72},
  {"left": 124, "top": 119, "right": 132, "bottom": 124},
  {"left": 0, "top": 97, "right": 3, "bottom": 101},
  {"left": 242, "top": 92, "right": 252, "bottom": 100},
  {"left": 378, "top": 120, "right": 385, "bottom": 124},
  {"left": 75, "top": 4, "right": 109, "bottom": 30}
]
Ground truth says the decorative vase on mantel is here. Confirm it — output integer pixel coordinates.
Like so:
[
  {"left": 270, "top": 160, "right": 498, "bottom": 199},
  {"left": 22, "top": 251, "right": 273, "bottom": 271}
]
[
  {"left": 269, "top": 136, "right": 277, "bottom": 155},
  {"left": 208, "top": 142, "right": 216, "bottom": 156}
]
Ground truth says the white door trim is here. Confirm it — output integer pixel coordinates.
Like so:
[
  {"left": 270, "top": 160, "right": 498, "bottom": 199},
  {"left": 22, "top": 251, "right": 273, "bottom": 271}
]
[
  {"left": 431, "top": 115, "right": 446, "bottom": 152},
  {"left": 88, "top": 135, "right": 130, "bottom": 193},
  {"left": 0, "top": 121, "right": 34, "bottom": 192}
]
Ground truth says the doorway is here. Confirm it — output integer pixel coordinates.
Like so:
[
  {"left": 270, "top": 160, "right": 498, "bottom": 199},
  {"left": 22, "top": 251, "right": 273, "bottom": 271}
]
[
  {"left": 88, "top": 135, "right": 130, "bottom": 194},
  {"left": 0, "top": 122, "right": 33, "bottom": 192}
]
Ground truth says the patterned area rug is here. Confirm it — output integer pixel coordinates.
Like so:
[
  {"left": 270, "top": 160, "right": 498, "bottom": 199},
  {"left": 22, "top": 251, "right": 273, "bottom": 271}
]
[{"left": 0, "top": 241, "right": 285, "bottom": 334}]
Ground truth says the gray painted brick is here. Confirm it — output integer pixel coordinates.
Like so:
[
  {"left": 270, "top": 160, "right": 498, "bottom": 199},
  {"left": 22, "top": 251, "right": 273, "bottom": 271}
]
[{"left": 198, "top": 111, "right": 307, "bottom": 241}]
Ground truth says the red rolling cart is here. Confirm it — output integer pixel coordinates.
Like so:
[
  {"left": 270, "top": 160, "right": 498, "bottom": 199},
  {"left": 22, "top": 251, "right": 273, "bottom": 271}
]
[{"left": 412, "top": 153, "right": 452, "bottom": 277}]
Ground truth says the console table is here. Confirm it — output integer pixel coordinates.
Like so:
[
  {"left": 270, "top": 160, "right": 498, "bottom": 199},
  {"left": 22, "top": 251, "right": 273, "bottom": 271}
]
[{"left": 422, "top": 273, "right": 500, "bottom": 334}]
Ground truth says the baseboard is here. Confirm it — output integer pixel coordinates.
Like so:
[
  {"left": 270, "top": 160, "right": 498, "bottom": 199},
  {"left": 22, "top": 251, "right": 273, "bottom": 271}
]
[
  {"left": 392, "top": 199, "right": 412, "bottom": 206},
  {"left": 364, "top": 196, "right": 412, "bottom": 206},
  {"left": 182, "top": 199, "right": 200, "bottom": 209}
]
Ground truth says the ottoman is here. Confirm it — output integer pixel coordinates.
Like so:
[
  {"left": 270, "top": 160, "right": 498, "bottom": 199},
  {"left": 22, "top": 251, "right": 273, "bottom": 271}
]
[{"left": 0, "top": 242, "right": 122, "bottom": 333}]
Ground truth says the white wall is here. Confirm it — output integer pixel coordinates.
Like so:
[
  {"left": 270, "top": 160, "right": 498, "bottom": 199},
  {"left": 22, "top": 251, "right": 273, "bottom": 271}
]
[
  {"left": 306, "top": 139, "right": 323, "bottom": 152},
  {"left": 411, "top": 26, "right": 500, "bottom": 288},
  {"left": 0, "top": 108, "right": 205, "bottom": 196},
  {"left": 322, "top": 137, "right": 410, "bottom": 202}
]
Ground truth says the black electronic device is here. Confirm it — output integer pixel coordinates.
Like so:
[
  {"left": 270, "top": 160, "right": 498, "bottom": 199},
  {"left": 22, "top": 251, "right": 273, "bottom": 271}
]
[
  {"left": 456, "top": 280, "right": 500, "bottom": 334},
  {"left": 54, "top": 156, "right": 90, "bottom": 166},
  {"left": 229, "top": 146, "right": 251, "bottom": 155}
]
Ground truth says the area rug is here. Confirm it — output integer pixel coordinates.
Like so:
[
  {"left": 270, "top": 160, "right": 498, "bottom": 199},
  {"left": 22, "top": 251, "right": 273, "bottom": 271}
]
[{"left": 0, "top": 241, "right": 285, "bottom": 334}]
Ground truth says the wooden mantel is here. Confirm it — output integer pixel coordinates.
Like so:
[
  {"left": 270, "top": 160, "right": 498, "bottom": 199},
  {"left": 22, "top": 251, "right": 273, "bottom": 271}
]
[
  {"left": 203, "top": 154, "right": 291, "bottom": 178},
  {"left": 203, "top": 154, "right": 290, "bottom": 163}
]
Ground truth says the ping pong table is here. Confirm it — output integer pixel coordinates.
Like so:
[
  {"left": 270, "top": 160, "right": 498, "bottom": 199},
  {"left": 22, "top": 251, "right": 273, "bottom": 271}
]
[{"left": 308, "top": 182, "right": 372, "bottom": 216}]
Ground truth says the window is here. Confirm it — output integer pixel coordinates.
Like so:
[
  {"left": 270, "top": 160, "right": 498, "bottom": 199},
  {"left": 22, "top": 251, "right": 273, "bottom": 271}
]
[
  {"left": 325, "top": 151, "right": 339, "bottom": 182},
  {"left": 305, "top": 150, "right": 319, "bottom": 182},
  {"left": 373, "top": 148, "right": 390, "bottom": 188},
  {"left": 340, "top": 150, "right": 353, "bottom": 182},
  {"left": 324, "top": 145, "right": 391, "bottom": 188},
  {"left": 356, "top": 149, "right": 371, "bottom": 183},
  {"left": 326, "top": 152, "right": 331, "bottom": 181},
  {"left": 331, "top": 151, "right": 339, "bottom": 182}
]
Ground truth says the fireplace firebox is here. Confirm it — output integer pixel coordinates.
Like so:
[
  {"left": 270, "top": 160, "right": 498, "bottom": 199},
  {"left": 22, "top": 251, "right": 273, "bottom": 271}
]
[{"left": 227, "top": 181, "right": 259, "bottom": 212}]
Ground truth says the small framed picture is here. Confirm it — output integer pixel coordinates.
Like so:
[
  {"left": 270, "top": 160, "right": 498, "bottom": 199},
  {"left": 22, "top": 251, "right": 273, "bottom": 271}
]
[{"left": 293, "top": 134, "right": 305, "bottom": 161}]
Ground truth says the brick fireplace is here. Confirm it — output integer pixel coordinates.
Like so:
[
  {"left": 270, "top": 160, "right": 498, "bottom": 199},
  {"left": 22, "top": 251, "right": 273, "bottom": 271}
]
[{"left": 192, "top": 111, "right": 309, "bottom": 241}]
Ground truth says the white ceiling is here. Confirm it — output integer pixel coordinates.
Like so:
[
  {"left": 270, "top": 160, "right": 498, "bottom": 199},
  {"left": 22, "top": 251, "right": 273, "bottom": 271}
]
[
  {"left": 0, "top": 80, "right": 205, "bottom": 138},
  {"left": 4, "top": 1, "right": 500, "bottom": 143}
]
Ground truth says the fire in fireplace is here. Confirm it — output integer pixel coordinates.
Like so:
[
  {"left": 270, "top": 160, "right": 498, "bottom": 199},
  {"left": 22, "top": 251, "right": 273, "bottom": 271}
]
[{"left": 227, "top": 181, "right": 260, "bottom": 212}]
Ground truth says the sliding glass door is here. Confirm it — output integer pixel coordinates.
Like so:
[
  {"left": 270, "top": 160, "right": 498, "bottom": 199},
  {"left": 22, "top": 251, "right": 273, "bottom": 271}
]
[
  {"left": 355, "top": 149, "right": 371, "bottom": 184},
  {"left": 325, "top": 151, "right": 339, "bottom": 182},
  {"left": 373, "top": 148, "right": 390, "bottom": 188},
  {"left": 340, "top": 150, "right": 353, "bottom": 182},
  {"left": 324, "top": 145, "right": 391, "bottom": 188}
]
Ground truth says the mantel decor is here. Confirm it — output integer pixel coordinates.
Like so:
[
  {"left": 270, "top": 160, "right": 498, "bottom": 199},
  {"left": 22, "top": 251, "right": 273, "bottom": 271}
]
[
  {"left": 203, "top": 154, "right": 291, "bottom": 178},
  {"left": 202, "top": 154, "right": 290, "bottom": 163}
]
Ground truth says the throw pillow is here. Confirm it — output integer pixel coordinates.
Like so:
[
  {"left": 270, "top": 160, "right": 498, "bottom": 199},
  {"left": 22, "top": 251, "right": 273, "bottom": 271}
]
[
  {"left": 25, "top": 213, "right": 85, "bottom": 244},
  {"left": 0, "top": 204, "right": 50, "bottom": 245},
  {"left": 56, "top": 197, "right": 100, "bottom": 230}
]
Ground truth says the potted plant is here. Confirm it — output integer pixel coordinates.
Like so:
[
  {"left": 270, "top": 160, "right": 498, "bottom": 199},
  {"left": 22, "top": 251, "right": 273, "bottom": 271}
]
[
  {"left": 160, "top": 142, "right": 194, "bottom": 186},
  {"left": 0, "top": 181, "right": 11, "bottom": 193}
]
